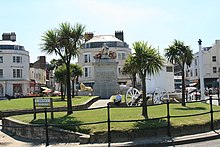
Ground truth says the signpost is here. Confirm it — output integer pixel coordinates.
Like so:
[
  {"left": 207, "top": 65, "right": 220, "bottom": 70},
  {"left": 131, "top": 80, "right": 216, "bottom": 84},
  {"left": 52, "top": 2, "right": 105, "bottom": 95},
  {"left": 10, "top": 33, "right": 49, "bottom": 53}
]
[
  {"left": 33, "top": 98, "right": 54, "bottom": 119},
  {"left": 33, "top": 98, "right": 54, "bottom": 146}
]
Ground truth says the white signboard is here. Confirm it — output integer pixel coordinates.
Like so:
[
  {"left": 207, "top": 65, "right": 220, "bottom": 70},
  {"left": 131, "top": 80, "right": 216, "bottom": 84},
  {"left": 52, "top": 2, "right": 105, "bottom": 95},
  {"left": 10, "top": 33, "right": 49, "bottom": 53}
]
[{"left": 35, "top": 98, "right": 51, "bottom": 107}]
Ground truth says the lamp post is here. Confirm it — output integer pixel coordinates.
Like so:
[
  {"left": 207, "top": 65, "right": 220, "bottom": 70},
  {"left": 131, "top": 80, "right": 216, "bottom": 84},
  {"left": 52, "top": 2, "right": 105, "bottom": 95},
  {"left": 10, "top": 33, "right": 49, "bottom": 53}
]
[{"left": 198, "top": 39, "right": 205, "bottom": 100}]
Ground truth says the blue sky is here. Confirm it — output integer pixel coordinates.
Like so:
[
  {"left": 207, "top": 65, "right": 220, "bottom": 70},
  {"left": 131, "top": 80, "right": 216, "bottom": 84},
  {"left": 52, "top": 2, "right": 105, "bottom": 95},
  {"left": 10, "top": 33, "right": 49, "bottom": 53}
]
[{"left": 1, "top": 0, "right": 220, "bottom": 63}]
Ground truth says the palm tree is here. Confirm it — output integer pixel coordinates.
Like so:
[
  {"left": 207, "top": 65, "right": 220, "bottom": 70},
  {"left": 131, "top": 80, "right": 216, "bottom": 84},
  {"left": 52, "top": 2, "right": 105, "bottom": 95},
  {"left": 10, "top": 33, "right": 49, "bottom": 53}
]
[
  {"left": 132, "top": 41, "right": 164, "bottom": 118},
  {"left": 122, "top": 54, "right": 138, "bottom": 88},
  {"left": 48, "top": 59, "right": 64, "bottom": 71},
  {"left": 41, "top": 22, "right": 85, "bottom": 115},
  {"left": 70, "top": 64, "right": 83, "bottom": 98},
  {"left": 54, "top": 65, "right": 66, "bottom": 101},
  {"left": 165, "top": 39, "right": 193, "bottom": 106}
]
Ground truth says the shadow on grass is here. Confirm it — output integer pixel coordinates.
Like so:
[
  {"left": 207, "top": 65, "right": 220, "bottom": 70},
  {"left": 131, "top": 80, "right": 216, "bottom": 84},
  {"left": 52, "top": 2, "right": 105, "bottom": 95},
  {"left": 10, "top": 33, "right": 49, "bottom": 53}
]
[
  {"left": 31, "top": 115, "right": 91, "bottom": 134},
  {"left": 133, "top": 119, "right": 167, "bottom": 130},
  {"left": 173, "top": 106, "right": 206, "bottom": 111}
]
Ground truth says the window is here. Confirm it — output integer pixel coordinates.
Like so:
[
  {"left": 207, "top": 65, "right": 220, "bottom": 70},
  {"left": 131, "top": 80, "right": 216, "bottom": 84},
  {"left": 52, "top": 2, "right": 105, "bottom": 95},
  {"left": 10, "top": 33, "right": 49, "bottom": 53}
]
[
  {"left": 13, "top": 69, "right": 22, "bottom": 78},
  {"left": 13, "top": 56, "right": 22, "bottom": 63},
  {"left": 118, "top": 67, "right": 122, "bottom": 76},
  {"left": 195, "top": 69, "right": 198, "bottom": 76},
  {"left": 0, "top": 56, "right": 3, "bottom": 63},
  {"left": 118, "top": 52, "right": 126, "bottom": 60},
  {"left": 84, "top": 54, "right": 91, "bottom": 63},
  {"left": 213, "top": 67, "right": 217, "bottom": 73},
  {"left": 175, "top": 79, "right": 181, "bottom": 82},
  {"left": 84, "top": 67, "right": 91, "bottom": 77},
  {"left": 0, "top": 69, "right": 3, "bottom": 78},
  {"left": 166, "top": 66, "right": 173, "bottom": 72},
  {"left": 195, "top": 59, "right": 197, "bottom": 65},
  {"left": 212, "top": 56, "right": 216, "bottom": 62}
]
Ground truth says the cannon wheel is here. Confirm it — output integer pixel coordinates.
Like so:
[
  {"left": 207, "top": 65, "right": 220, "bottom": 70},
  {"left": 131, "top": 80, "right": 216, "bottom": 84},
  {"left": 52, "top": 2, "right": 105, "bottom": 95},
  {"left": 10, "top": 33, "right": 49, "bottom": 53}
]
[
  {"left": 125, "top": 87, "right": 141, "bottom": 106},
  {"left": 153, "top": 87, "right": 169, "bottom": 104}
]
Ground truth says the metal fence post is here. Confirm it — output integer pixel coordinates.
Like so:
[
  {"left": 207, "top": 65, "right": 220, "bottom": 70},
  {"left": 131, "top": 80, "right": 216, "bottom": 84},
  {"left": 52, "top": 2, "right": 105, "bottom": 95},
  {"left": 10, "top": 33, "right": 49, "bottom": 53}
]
[
  {"left": 33, "top": 98, "right": 36, "bottom": 119},
  {"left": 45, "top": 108, "right": 49, "bottom": 146},
  {"left": 107, "top": 102, "right": 111, "bottom": 143},
  {"left": 209, "top": 95, "right": 214, "bottom": 130},
  {"left": 166, "top": 100, "right": 171, "bottom": 137}
]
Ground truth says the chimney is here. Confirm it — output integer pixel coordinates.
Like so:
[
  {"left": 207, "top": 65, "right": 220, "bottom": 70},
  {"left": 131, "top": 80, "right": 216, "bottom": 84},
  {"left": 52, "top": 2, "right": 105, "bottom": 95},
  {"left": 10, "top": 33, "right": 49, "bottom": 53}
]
[
  {"left": 115, "top": 31, "right": 124, "bottom": 42},
  {"left": 10, "top": 32, "right": 16, "bottom": 41},
  {"left": 2, "top": 33, "right": 11, "bottom": 40},
  {"left": 2, "top": 32, "right": 16, "bottom": 41},
  {"left": 84, "top": 32, "right": 94, "bottom": 42}
]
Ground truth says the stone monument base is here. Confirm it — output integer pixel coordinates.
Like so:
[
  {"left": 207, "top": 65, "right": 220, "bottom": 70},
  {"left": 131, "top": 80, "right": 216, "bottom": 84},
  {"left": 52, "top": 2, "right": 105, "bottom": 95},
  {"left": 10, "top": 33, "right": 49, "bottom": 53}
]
[{"left": 93, "top": 59, "right": 120, "bottom": 98}]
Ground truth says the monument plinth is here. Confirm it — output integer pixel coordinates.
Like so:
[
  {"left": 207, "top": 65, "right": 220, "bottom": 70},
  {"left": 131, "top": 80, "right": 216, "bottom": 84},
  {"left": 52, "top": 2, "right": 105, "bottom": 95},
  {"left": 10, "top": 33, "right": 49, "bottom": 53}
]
[{"left": 93, "top": 44, "right": 120, "bottom": 98}]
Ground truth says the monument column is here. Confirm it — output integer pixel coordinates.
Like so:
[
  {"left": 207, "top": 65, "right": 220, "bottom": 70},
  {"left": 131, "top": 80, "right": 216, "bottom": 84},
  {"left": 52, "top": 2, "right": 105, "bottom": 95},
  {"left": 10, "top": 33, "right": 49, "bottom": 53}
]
[{"left": 93, "top": 44, "right": 120, "bottom": 98}]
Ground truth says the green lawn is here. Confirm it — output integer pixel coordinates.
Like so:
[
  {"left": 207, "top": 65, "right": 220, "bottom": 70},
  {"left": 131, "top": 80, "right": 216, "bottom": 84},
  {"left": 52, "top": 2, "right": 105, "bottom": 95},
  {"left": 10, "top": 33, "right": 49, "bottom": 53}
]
[
  {"left": 0, "top": 96, "right": 95, "bottom": 111},
  {"left": 12, "top": 102, "right": 220, "bottom": 133}
]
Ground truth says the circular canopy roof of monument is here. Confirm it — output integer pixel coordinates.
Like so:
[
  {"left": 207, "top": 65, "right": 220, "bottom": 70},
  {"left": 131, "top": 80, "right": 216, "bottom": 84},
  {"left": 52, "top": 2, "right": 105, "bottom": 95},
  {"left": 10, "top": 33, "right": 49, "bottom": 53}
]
[{"left": 86, "top": 35, "right": 123, "bottom": 43}]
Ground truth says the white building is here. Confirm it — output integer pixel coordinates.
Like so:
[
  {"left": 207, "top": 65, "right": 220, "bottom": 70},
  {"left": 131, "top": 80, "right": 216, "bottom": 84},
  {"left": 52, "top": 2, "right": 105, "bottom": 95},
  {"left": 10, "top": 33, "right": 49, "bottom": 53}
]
[
  {"left": 146, "top": 62, "right": 175, "bottom": 93},
  {"left": 187, "top": 40, "right": 220, "bottom": 88},
  {"left": 78, "top": 31, "right": 131, "bottom": 86},
  {"left": 0, "top": 32, "right": 30, "bottom": 97}
]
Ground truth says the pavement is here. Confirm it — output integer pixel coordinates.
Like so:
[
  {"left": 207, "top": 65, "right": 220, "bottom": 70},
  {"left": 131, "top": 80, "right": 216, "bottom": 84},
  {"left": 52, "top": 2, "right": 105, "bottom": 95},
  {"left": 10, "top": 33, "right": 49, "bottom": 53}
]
[
  {"left": 88, "top": 99, "right": 110, "bottom": 109},
  {"left": 1, "top": 98, "right": 220, "bottom": 146}
]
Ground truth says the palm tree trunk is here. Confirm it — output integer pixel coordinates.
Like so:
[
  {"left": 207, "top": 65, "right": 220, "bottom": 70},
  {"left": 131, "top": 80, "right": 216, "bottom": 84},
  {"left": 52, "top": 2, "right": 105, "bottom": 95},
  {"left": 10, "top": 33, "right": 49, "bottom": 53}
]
[
  {"left": 66, "top": 62, "right": 73, "bottom": 115},
  {"left": 141, "top": 73, "right": 148, "bottom": 118},
  {"left": 72, "top": 79, "right": 75, "bottom": 98},
  {"left": 61, "top": 82, "right": 64, "bottom": 101},
  {"left": 132, "top": 73, "right": 136, "bottom": 88},
  {"left": 76, "top": 77, "right": 79, "bottom": 96},
  {"left": 181, "top": 65, "right": 186, "bottom": 106}
]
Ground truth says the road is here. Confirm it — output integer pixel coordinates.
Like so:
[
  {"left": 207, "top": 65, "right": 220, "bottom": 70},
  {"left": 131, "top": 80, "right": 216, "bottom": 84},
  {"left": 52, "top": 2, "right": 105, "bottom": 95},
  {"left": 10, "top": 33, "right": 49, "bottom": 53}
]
[{"left": 172, "top": 138, "right": 220, "bottom": 147}]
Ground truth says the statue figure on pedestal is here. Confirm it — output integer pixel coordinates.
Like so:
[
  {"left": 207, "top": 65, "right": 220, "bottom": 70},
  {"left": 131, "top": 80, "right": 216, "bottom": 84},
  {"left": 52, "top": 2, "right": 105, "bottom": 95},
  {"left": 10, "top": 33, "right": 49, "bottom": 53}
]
[{"left": 93, "top": 44, "right": 117, "bottom": 59}]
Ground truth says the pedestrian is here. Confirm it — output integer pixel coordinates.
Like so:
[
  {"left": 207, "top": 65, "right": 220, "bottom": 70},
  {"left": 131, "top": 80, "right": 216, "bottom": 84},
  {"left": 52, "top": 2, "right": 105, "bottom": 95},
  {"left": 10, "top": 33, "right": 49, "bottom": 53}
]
[{"left": 114, "top": 92, "right": 122, "bottom": 106}]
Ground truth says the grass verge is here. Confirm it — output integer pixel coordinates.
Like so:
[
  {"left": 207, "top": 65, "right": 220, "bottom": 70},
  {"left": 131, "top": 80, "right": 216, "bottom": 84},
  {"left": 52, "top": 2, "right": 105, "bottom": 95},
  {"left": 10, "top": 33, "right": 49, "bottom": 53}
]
[
  {"left": 12, "top": 102, "right": 220, "bottom": 134},
  {"left": 0, "top": 96, "right": 95, "bottom": 111}
]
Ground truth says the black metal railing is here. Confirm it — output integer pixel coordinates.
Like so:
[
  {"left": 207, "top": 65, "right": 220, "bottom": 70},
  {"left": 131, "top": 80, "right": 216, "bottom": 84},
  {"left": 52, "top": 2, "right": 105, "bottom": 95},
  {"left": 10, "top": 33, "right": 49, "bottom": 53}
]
[{"left": 1, "top": 95, "right": 220, "bottom": 146}]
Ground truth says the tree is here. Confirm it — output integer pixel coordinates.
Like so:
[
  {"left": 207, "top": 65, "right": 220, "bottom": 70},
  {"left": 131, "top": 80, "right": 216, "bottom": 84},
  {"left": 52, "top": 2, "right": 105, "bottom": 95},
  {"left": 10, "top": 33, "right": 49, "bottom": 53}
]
[
  {"left": 70, "top": 64, "right": 83, "bottom": 98},
  {"left": 165, "top": 39, "right": 193, "bottom": 106},
  {"left": 48, "top": 59, "right": 64, "bottom": 71},
  {"left": 54, "top": 65, "right": 66, "bottom": 101},
  {"left": 132, "top": 41, "right": 164, "bottom": 118},
  {"left": 122, "top": 54, "right": 138, "bottom": 88},
  {"left": 41, "top": 22, "right": 85, "bottom": 115}
]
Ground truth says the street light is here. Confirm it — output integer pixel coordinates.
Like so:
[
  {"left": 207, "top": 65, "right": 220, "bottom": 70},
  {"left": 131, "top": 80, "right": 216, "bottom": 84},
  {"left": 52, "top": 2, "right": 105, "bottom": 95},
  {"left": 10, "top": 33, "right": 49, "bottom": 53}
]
[{"left": 198, "top": 39, "right": 205, "bottom": 100}]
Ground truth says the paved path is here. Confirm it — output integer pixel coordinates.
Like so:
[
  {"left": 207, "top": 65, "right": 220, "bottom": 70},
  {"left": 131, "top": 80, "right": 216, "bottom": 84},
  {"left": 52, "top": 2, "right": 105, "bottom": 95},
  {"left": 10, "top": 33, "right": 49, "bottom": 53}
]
[
  {"left": 0, "top": 120, "right": 32, "bottom": 147},
  {"left": 88, "top": 99, "right": 110, "bottom": 109}
]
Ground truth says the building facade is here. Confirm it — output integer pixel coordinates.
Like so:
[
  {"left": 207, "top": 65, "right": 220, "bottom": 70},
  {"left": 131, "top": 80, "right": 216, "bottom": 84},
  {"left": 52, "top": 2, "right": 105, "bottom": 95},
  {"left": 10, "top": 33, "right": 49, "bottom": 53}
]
[
  {"left": 78, "top": 31, "right": 131, "bottom": 86},
  {"left": 29, "top": 56, "right": 47, "bottom": 93},
  {"left": 187, "top": 40, "right": 220, "bottom": 88},
  {"left": 0, "top": 32, "right": 30, "bottom": 97}
]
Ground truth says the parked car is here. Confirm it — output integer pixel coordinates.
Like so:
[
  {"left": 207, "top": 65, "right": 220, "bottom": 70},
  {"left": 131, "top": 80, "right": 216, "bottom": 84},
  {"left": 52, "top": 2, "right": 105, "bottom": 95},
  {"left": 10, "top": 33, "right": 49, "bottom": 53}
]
[{"left": 52, "top": 91, "right": 61, "bottom": 96}]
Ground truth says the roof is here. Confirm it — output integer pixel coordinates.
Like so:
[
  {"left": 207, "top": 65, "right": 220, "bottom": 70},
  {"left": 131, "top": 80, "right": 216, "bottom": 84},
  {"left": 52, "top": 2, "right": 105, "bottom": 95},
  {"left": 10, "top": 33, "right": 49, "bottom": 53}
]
[
  {"left": 86, "top": 35, "right": 123, "bottom": 43},
  {"left": 0, "top": 40, "right": 21, "bottom": 46}
]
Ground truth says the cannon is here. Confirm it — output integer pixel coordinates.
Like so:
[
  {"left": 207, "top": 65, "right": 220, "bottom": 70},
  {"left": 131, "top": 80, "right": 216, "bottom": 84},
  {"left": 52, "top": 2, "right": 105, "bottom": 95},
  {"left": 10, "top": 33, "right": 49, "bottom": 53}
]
[{"left": 125, "top": 87, "right": 169, "bottom": 106}]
